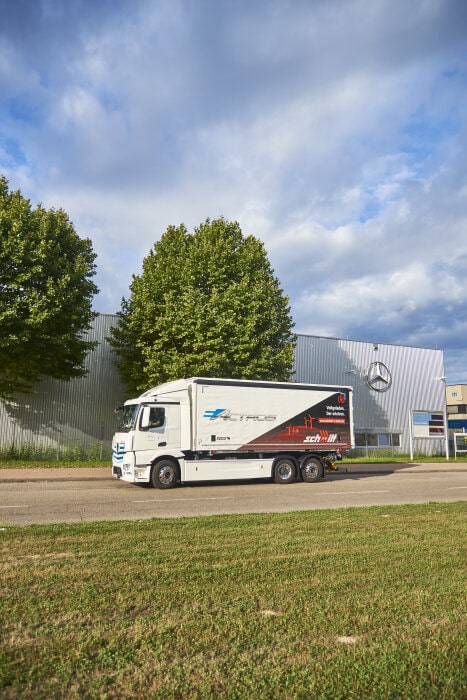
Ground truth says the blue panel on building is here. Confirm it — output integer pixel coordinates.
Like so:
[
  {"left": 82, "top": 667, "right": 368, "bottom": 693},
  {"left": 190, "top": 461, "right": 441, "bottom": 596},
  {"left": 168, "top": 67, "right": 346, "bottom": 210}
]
[{"left": 448, "top": 419, "right": 467, "bottom": 430}]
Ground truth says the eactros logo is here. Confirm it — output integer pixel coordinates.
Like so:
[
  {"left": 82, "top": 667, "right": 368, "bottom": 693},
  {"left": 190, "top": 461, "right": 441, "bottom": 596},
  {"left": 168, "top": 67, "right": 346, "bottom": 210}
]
[
  {"left": 366, "top": 362, "right": 392, "bottom": 392},
  {"left": 204, "top": 409, "right": 227, "bottom": 420},
  {"left": 203, "top": 409, "right": 276, "bottom": 421}
]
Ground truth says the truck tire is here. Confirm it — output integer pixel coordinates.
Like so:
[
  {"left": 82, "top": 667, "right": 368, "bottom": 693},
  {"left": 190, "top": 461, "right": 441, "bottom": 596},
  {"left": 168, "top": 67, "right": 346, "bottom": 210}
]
[
  {"left": 151, "top": 458, "right": 180, "bottom": 489},
  {"left": 301, "top": 456, "right": 324, "bottom": 483},
  {"left": 273, "top": 457, "right": 296, "bottom": 484}
]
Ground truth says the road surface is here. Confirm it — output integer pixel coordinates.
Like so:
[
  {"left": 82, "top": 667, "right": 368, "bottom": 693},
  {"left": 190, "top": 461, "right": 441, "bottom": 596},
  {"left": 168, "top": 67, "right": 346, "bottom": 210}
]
[{"left": 1, "top": 469, "right": 466, "bottom": 526}]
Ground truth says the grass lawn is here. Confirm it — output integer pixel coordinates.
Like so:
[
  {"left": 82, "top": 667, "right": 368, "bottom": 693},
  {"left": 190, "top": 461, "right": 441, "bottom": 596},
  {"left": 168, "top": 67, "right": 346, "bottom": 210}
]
[{"left": 1, "top": 503, "right": 466, "bottom": 699}]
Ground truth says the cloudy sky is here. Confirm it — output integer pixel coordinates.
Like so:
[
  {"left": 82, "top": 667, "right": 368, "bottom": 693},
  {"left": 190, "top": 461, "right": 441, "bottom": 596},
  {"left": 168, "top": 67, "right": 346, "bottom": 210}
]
[{"left": 1, "top": 0, "right": 466, "bottom": 383}]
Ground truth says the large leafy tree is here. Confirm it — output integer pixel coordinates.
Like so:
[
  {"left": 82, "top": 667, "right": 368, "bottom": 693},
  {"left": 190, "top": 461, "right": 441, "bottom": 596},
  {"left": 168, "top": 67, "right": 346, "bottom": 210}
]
[
  {"left": 110, "top": 218, "right": 295, "bottom": 393},
  {"left": 0, "top": 176, "right": 98, "bottom": 398}
]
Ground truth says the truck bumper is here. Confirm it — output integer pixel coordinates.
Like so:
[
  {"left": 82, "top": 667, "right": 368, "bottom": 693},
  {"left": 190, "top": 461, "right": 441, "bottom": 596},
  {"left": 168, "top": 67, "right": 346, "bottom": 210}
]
[{"left": 112, "top": 461, "right": 151, "bottom": 483}]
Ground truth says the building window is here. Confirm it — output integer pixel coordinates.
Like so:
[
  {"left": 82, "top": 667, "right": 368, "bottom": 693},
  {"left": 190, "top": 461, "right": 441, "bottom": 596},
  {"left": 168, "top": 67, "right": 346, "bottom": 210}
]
[
  {"left": 448, "top": 405, "right": 467, "bottom": 415},
  {"left": 354, "top": 432, "right": 401, "bottom": 449}
]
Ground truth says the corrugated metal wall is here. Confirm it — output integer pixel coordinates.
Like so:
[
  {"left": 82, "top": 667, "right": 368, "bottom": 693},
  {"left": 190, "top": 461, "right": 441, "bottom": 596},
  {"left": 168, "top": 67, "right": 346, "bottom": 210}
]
[
  {"left": 0, "top": 317, "right": 447, "bottom": 457},
  {"left": 293, "top": 334, "right": 446, "bottom": 454},
  {"left": 0, "top": 314, "right": 125, "bottom": 459}
]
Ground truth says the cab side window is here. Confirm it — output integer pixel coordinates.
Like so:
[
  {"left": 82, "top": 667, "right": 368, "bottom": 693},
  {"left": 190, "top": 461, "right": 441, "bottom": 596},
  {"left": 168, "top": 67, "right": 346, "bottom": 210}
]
[{"left": 148, "top": 407, "right": 165, "bottom": 430}]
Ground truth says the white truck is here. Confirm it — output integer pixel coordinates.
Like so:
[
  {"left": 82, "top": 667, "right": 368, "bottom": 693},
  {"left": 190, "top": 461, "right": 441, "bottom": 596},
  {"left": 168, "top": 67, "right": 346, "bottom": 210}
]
[{"left": 112, "top": 377, "right": 354, "bottom": 488}]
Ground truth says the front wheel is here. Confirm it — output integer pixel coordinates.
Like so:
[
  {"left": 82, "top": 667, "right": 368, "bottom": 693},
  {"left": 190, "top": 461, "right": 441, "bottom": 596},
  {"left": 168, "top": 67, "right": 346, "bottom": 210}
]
[
  {"left": 151, "top": 458, "right": 180, "bottom": 489},
  {"left": 273, "top": 457, "right": 296, "bottom": 484},
  {"left": 301, "top": 456, "right": 324, "bottom": 483}
]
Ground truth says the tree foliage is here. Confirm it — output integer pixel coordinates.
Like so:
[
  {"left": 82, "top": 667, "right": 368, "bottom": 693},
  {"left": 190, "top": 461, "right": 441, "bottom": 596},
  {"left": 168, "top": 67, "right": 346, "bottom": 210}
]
[
  {"left": 109, "top": 218, "right": 296, "bottom": 393},
  {"left": 0, "top": 176, "right": 98, "bottom": 398}
]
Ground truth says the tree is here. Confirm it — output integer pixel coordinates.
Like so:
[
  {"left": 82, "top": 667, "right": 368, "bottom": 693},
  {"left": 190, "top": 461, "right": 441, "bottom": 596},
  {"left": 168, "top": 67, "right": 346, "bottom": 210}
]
[
  {"left": 109, "top": 217, "right": 296, "bottom": 393},
  {"left": 0, "top": 176, "right": 98, "bottom": 398}
]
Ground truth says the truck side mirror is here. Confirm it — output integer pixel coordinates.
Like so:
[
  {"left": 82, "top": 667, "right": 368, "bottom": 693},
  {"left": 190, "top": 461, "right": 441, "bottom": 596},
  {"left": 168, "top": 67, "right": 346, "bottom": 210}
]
[{"left": 140, "top": 406, "right": 151, "bottom": 429}]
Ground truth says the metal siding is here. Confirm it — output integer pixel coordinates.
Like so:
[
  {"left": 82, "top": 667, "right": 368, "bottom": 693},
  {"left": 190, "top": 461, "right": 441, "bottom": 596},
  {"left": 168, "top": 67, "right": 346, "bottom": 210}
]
[
  {"left": 294, "top": 335, "right": 446, "bottom": 454},
  {"left": 0, "top": 319, "right": 447, "bottom": 457},
  {"left": 0, "top": 315, "right": 125, "bottom": 458}
]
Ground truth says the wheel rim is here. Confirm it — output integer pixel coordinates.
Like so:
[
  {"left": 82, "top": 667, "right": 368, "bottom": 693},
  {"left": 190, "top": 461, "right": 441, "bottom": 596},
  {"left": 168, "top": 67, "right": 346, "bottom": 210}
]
[
  {"left": 277, "top": 461, "right": 293, "bottom": 480},
  {"left": 304, "top": 462, "right": 318, "bottom": 479},
  {"left": 159, "top": 464, "right": 175, "bottom": 485}
]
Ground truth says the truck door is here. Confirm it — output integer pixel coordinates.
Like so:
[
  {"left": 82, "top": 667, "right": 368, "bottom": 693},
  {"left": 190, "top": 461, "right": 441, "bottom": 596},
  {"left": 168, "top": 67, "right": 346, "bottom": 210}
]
[{"left": 133, "top": 404, "right": 181, "bottom": 459}]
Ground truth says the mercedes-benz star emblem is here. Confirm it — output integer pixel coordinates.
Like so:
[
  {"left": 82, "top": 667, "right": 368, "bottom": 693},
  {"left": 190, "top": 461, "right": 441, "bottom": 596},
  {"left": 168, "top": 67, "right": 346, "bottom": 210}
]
[{"left": 366, "top": 361, "right": 392, "bottom": 392}]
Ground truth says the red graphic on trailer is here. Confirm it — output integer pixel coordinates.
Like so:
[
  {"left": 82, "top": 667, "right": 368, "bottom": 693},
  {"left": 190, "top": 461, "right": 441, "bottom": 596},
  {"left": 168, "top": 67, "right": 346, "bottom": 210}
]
[{"left": 239, "top": 392, "right": 352, "bottom": 450}]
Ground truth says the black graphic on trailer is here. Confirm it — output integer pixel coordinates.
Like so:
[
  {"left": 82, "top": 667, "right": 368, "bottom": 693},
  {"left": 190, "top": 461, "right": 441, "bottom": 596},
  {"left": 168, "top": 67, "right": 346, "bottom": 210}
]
[{"left": 239, "top": 392, "right": 352, "bottom": 450}]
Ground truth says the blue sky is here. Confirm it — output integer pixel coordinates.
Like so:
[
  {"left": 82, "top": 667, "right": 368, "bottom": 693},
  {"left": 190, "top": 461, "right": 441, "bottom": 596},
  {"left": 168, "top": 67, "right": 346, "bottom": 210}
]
[{"left": 1, "top": 0, "right": 466, "bottom": 383}]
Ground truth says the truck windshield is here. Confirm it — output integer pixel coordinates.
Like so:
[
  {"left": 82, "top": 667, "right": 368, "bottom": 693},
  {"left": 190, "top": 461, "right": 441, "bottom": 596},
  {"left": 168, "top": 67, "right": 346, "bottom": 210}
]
[{"left": 115, "top": 404, "right": 139, "bottom": 432}]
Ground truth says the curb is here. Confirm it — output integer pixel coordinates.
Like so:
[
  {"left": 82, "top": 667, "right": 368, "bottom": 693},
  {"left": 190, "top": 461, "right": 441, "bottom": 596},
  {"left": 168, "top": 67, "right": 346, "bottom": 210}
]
[
  {"left": 0, "top": 467, "right": 111, "bottom": 482},
  {"left": 1, "top": 464, "right": 466, "bottom": 482},
  {"left": 337, "top": 464, "right": 467, "bottom": 476},
  {"left": 337, "top": 467, "right": 467, "bottom": 474},
  {"left": 0, "top": 476, "right": 113, "bottom": 483}
]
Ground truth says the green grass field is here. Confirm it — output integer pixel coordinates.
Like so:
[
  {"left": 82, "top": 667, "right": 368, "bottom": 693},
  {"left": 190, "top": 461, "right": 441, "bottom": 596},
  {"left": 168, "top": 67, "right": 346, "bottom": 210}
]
[{"left": 1, "top": 503, "right": 466, "bottom": 699}]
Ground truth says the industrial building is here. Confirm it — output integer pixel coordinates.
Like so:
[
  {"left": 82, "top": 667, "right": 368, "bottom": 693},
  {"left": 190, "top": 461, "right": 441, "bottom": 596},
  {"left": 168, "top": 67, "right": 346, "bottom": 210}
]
[
  {"left": 0, "top": 315, "right": 125, "bottom": 460},
  {"left": 446, "top": 384, "right": 467, "bottom": 431},
  {"left": 294, "top": 334, "right": 447, "bottom": 456},
  {"left": 446, "top": 385, "right": 467, "bottom": 458},
  {"left": 0, "top": 315, "right": 448, "bottom": 458}
]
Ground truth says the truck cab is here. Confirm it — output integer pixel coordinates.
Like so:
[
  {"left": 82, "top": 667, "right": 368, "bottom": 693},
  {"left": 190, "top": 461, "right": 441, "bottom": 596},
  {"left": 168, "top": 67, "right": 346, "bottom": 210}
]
[{"left": 112, "top": 401, "right": 182, "bottom": 483}]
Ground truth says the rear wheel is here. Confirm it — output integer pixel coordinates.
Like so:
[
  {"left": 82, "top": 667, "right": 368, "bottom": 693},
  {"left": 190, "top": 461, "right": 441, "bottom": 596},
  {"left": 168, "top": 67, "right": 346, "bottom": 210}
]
[
  {"left": 301, "top": 456, "right": 324, "bottom": 483},
  {"left": 151, "top": 459, "right": 180, "bottom": 489},
  {"left": 273, "top": 457, "right": 296, "bottom": 484}
]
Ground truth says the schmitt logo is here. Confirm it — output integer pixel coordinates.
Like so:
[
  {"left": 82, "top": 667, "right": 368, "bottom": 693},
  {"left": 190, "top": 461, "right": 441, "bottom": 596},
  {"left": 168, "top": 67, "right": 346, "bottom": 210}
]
[{"left": 204, "top": 409, "right": 227, "bottom": 420}]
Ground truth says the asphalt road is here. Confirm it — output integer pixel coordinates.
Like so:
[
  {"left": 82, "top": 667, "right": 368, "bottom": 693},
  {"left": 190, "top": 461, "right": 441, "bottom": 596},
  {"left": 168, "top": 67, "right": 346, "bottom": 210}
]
[{"left": 1, "top": 470, "right": 466, "bottom": 526}]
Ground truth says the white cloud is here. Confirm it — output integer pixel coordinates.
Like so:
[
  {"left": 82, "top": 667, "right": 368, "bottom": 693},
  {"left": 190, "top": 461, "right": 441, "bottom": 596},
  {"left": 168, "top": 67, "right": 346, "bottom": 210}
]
[{"left": 1, "top": 0, "right": 466, "bottom": 382}]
